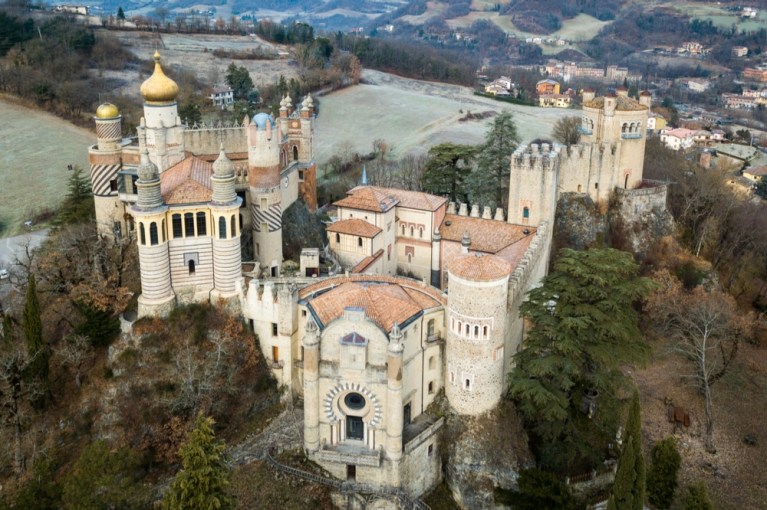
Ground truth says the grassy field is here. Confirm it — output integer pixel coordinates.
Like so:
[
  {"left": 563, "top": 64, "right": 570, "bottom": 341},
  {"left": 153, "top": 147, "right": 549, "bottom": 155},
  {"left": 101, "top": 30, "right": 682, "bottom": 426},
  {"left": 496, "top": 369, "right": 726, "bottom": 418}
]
[
  {"left": 0, "top": 100, "right": 94, "bottom": 237},
  {"left": 445, "top": 12, "right": 611, "bottom": 41},
  {"left": 400, "top": 1, "right": 448, "bottom": 25},
  {"left": 313, "top": 69, "right": 572, "bottom": 164},
  {"left": 666, "top": 1, "right": 767, "bottom": 31}
]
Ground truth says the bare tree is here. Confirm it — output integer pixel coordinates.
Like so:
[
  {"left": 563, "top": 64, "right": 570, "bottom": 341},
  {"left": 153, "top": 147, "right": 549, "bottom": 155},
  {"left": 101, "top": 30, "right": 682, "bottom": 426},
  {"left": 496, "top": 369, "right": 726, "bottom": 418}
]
[
  {"left": 646, "top": 271, "right": 753, "bottom": 450},
  {"left": 552, "top": 115, "right": 581, "bottom": 146},
  {"left": 55, "top": 334, "right": 93, "bottom": 388}
]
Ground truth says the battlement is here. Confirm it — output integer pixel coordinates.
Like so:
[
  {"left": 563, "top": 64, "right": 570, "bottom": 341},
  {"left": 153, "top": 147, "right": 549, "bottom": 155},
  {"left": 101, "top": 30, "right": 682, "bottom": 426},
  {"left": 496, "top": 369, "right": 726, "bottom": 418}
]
[
  {"left": 183, "top": 120, "right": 248, "bottom": 155},
  {"left": 511, "top": 143, "right": 561, "bottom": 172},
  {"left": 507, "top": 221, "right": 551, "bottom": 309}
]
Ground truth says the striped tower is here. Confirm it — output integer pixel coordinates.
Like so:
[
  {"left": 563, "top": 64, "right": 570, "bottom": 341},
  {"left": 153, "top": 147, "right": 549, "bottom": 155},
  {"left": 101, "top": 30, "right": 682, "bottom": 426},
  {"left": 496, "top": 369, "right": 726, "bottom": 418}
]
[
  {"left": 133, "top": 148, "right": 175, "bottom": 318},
  {"left": 247, "top": 113, "right": 283, "bottom": 276},
  {"left": 89, "top": 103, "right": 124, "bottom": 236},
  {"left": 209, "top": 146, "right": 244, "bottom": 306}
]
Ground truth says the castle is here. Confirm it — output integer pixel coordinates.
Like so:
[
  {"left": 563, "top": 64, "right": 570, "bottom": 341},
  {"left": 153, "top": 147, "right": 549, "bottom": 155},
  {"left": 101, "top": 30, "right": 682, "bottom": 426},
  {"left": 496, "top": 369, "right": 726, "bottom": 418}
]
[{"left": 89, "top": 54, "right": 654, "bottom": 505}]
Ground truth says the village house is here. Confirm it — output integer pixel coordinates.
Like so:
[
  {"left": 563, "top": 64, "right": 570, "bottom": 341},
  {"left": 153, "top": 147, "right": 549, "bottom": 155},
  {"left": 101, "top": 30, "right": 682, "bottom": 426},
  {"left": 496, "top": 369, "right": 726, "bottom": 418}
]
[
  {"left": 209, "top": 85, "right": 234, "bottom": 107},
  {"left": 733, "top": 46, "right": 749, "bottom": 57},
  {"left": 681, "top": 78, "right": 711, "bottom": 93},
  {"left": 536, "top": 79, "right": 560, "bottom": 95},
  {"left": 539, "top": 94, "right": 571, "bottom": 108},
  {"left": 722, "top": 93, "right": 758, "bottom": 109},
  {"left": 646, "top": 112, "right": 667, "bottom": 132},
  {"left": 54, "top": 3, "right": 88, "bottom": 14},
  {"left": 660, "top": 128, "right": 696, "bottom": 151},
  {"left": 743, "top": 67, "right": 767, "bottom": 82},
  {"left": 743, "top": 166, "right": 767, "bottom": 182}
]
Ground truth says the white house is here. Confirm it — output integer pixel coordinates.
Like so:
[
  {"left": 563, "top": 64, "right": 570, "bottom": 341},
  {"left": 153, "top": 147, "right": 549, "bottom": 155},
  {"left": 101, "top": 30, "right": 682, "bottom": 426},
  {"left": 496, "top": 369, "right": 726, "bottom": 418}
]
[
  {"left": 210, "top": 85, "right": 234, "bottom": 107},
  {"left": 660, "top": 128, "right": 695, "bottom": 151}
]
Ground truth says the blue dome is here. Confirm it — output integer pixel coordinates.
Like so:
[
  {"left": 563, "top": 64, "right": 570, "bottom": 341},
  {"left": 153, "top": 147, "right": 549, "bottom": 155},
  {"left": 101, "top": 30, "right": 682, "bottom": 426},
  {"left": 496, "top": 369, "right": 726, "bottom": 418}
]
[{"left": 252, "top": 112, "right": 275, "bottom": 130}]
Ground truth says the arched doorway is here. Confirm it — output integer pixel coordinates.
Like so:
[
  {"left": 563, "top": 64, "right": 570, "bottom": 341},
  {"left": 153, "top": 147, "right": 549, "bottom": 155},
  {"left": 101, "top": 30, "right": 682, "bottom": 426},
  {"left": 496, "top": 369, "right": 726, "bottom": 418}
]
[{"left": 624, "top": 174, "right": 629, "bottom": 188}]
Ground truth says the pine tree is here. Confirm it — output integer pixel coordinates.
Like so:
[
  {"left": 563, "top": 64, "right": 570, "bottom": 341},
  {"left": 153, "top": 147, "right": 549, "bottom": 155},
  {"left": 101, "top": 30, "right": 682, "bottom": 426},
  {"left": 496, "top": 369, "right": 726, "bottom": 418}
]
[
  {"left": 117, "top": 7, "right": 125, "bottom": 20},
  {"left": 683, "top": 482, "right": 713, "bottom": 510},
  {"left": 606, "top": 495, "right": 617, "bottom": 510},
  {"left": 56, "top": 167, "right": 94, "bottom": 226},
  {"left": 163, "top": 413, "right": 234, "bottom": 510},
  {"left": 22, "top": 274, "right": 48, "bottom": 406},
  {"left": 421, "top": 143, "right": 476, "bottom": 204},
  {"left": 647, "top": 437, "right": 682, "bottom": 510},
  {"left": 624, "top": 389, "right": 645, "bottom": 510},
  {"left": 468, "top": 111, "right": 520, "bottom": 209},
  {"left": 612, "top": 437, "right": 637, "bottom": 509}
]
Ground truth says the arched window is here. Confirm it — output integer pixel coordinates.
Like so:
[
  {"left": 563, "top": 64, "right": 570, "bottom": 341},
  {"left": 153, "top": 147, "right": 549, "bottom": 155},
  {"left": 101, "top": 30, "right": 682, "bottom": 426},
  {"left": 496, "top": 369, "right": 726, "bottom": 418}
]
[
  {"left": 451, "top": 318, "right": 455, "bottom": 330},
  {"left": 407, "top": 253, "right": 412, "bottom": 263},
  {"left": 428, "top": 319, "right": 435, "bottom": 338},
  {"left": 410, "top": 226, "right": 414, "bottom": 237},
  {"left": 149, "top": 222, "right": 158, "bottom": 245},
  {"left": 161, "top": 219, "right": 166, "bottom": 242},
  {"left": 239, "top": 214, "right": 243, "bottom": 230},
  {"left": 456, "top": 321, "right": 461, "bottom": 333},
  {"left": 523, "top": 207, "right": 530, "bottom": 219},
  {"left": 401, "top": 224, "right": 406, "bottom": 236},
  {"left": 219, "top": 216, "right": 227, "bottom": 239},
  {"left": 196, "top": 212, "right": 207, "bottom": 236},
  {"left": 293, "top": 145, "right": 299, "bottom": 161},
  {"left": 184, "top": 212, "right": 195, "bottom": 237},
  {"left": 624, "top": 174, "right": 629, "bottom": 189},
  {"left": 474, "top": 325, "right": 479, "bottom": 338},
  {"left": 419, "top": 227, "right": 423, "bottom": 238},
  {"left": 622, "top": 123, "right": 628, "bottom": 133},
  {"left": 335, "top": 233, "right": 340, "bottom": 243},
  {"left": 465, "top": 323, "right": 469, "bottom": 336},
  {"left": 172, "top": 214, "right": 182, "bottom": 238},
  {"left": 188, "top": 260, "right": 195, "bottom": 274},
  {"left": 483, "top": 325, "right": 488, "bottom": 338},
  {"left": 139, "top": 223, "right": 146, "bottom": 245},
  {"left": 577, "top": 184, "right": 582, "bottom": 193},
  {"left": 357, "top": 237, "right": 362, "bottom": 247},
  {"left": 231, "top": 215, "right": 236, "bottom": 237}
]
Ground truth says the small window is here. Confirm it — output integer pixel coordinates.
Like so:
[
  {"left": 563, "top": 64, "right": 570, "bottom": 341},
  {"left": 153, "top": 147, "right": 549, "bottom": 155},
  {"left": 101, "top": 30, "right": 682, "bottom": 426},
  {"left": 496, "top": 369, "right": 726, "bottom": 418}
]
[
  {"left": 239, "top": 214, "right": 243, "bottom": 230},
  {"left": 261, "top": 222, "right": 268, "bottom": 233},
  {"left": 302, "top": 310, "right": 307, "bottom": 317},
  {"left": 357, "top": 237, "right": 362, "bottom": 247},
  {"left": 261, "top": 198, "right": 267, "bottom": 209},
  {"left": 465, "top": 324, "right": 469, "bottom": 336},
  {"left": 401, "top": 225, "right": 405, "bottom": 235},
  {"left": 428, "top": 381, "right": 434, "bottom": 394},
  {"left": 109, "top": 179, "right": 118, "bottom": 192},
  {"left": 272, "top": 323, "right": 278, "bottom": 337},
  {"left": 429, "top": 356, "right": 435, "bottom": 369},
  {"left": 523, "top": 207, "right": 530, "bottom": 219},
  {"left": 298, "top": 169, "right": 304, "bottom": 181},
  {"left": 483, "top": 325, "right": 488, "bottom": 338},
  {"left": 172, "top": 214, "right": 182, "bottom": 238},
  {"left": 231, "top": 215, "right": 236, "bottom": 237},
  {"left": 196, "top": 212, "right": 207, "bottom": 236},
  {"left": 410, "top": 226, "right": 414, "bottom": 237},
  {"left": 149, "top": 222, "right": 158, "bottom": 245},
  {"left": 595, "top": 183, "right": 599, "bottom": 189},
  {"left": 336, "top": 233, "right": 340, "bottom": 243},
  {"left": 139, "top": 223, "right": 146, "bottom": 245},
  {"left": 419, "top": 227, "right": 423, "bottom": 238},
  {"left": 465, "top": 378, "right": 471, "bottom": 391},
  {"left": 428, "top": 319, "right": 435, "bottom": 338},
  {"left": 428, "top": 444, "right": 434, "bottom": 456},
  {"left": 474, "top": 325, "right": 479, "bottom": 338},
  {"left": 293, "top": 146, "right": 299, "bottom": 161},
  {"left": 162, "top": 219, "right": 166, "bottom": 242},
  {"left": 237, "top": 190, "right": 247, "bottom": 209},
  {"left": 184, "top": 213, "right": 195, "bottom": 237},
  {"left": 188, "top": 259, "right": 196, "bottom": 274},
  {"left": 219, "top": 216, "right": 227, "bottom": 239}
]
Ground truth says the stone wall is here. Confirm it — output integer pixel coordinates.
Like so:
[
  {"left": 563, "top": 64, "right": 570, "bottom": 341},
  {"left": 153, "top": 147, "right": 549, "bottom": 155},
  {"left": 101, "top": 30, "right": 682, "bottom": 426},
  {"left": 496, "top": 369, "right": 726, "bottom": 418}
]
[{"left": 183, "top": 125, "right": 248, "bottom": 155}]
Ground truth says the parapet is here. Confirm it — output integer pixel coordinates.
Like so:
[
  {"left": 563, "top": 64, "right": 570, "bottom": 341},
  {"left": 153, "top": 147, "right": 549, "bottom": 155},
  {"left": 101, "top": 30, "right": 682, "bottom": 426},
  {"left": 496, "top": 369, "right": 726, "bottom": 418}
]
[
  {"left": 511, "top": 143, "right": 561, "bottom": 172},
  {"left": 507, "top": 221, "right": 551, "bottom": 309}
]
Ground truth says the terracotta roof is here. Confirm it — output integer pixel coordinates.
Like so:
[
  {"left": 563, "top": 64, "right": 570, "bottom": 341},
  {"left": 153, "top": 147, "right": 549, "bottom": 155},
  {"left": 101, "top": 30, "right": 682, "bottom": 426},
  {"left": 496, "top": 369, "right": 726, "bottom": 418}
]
[
  {"left": 334, "top": 187, "right": 397, "bottom": 212},
  {"left": 305, "top": 281, "right": 442, "bottom": 331},
  {"left": 160, "top": 156, "right": 213, "bottom": 204},
  {"left": 299, "top": 274, "right": 446, "bottom": 306},
  {"left": 744, "top": 166, "right": 767, "bottom": 176},
  {"left": 439, "top": 214, "right": 535, "bottom": 253},
  {"left": 448, "top": 253, "right": 511, "bottom": 281},
  {"left": 198, "top": 152, "right": 248, "bottom": 162},
  {"left": 582, "top": 95, "right": 647, "bottom": 111},
  {"left": 352, "top": 249, "right": 384, "bottom": 273},
  {"left": 640, "top": 90, "right": 652, "bottom": 96},
  {"left": 346, "top": 186, "right": 447, "bottom": 211},
  {"left": 327, "top": 219, "right": 382, "bottom": 238}
]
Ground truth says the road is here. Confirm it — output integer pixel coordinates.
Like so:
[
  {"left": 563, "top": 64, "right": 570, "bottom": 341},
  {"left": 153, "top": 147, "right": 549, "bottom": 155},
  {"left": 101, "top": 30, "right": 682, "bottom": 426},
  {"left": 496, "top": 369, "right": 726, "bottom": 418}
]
[{"left": 0, "top": 228, "right": 50, "bottom": 268}]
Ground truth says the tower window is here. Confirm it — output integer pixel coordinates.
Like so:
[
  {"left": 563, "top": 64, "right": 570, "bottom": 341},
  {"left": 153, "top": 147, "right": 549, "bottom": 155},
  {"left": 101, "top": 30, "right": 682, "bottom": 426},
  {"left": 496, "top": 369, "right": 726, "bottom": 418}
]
[
  {"left": 231, "top": 215, "right": 236, "bottom": 237},
  {"left": 261, "top": 222, "right": 268, "bottom": 233},
  {"left": 149, "top": 222, "right": 158, "bottom": 245},
  {"left": 109, "top": 179, "right": 118, "bottom": 192},
  {"left": 272, "top": 323, "right": 278, "bottom": 336},
  {"left": 188, "top": 260, "right": 195, "bottom": 274},
  {"left": 595, "top": 183, "right": 599, "bottom": 189},
  {"left": 474, "top": 325, "right": 479, "bottom": 338},
  {"left": 336, "top": 233, "right": 340, "bottom": 243},
  {"left": 428, "top": 381, "right": 434, "bottom": 394},
  {"left": 358, "top": 237, "right": 362, "bottom": 247},
  {"left": 293, "top": 145, "right": 299, "bottom": 161},
  {"left": 172, "top": 214, "right": 182, "bottom": 238},
  {"left": 196, "top": 212, "right": 207, "bottom": 236},
  {"left": 483, "top": 325, "right": 488, "bottom": 338},
  {"left": 184, "top": 213, "right": 195, "bottom": 237},
  {"left": 239, "top": 214, "right": 243, "bottom": 230},
  {"left": 523, "top": 207, "right": 530, "bottom": 219},
  {"left": 139, "top": 223, "right": 146, "bottom": 245},
  {"left": 219, "top": 216, "right": 227, "bottom": 239},
  {"left": 162, "top": 219, "right": 166, "bottom": 242},
  {"left": 428, "top": 356, "right": 435, "bottom": 369},
  {"left": 298, "top": 170, "right": 304, "bottom": 181},
  {"left": 260, "top": 198, "right": 267, "bottom": 209},
  {"left": 465, "top": 379, "right": 471, "bottom": 390}
]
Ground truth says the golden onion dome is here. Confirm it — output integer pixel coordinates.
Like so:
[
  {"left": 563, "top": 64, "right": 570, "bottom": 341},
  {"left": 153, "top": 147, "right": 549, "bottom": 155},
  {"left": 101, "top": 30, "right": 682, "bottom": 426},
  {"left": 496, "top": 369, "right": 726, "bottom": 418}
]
[
  {"left": 139, "top": 51, "right": 179, "bottom": 105},
  {"left": 95, "top": 103, "right": 120, "bottom": 119}
]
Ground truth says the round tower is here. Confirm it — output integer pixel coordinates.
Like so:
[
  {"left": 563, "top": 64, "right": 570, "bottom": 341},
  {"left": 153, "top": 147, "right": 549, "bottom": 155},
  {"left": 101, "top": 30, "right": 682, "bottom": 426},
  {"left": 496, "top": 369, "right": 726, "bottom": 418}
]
[
  {"left": 139, "top": 51, "right": 182, "bottom": 172},
  {"left": 445, "top": 253, "right": 511, "bottom": 415},
  {"left": 90, "top": 103, "right": 125, "bottom": 236},
  {"left": 303, "top": 318, "right": 321, "bottom": 452},
  {"left": 133, "top": 148, "right": 175, "bottom": 318},
  {"left": 209, "top": 146, "right": 243, "bottom": 305},
  {"left": 247, "top": 113, "right": 283, "bottom": 276},
  {"left": 386, "top": 323, "right": 404, "bottom": 464}
]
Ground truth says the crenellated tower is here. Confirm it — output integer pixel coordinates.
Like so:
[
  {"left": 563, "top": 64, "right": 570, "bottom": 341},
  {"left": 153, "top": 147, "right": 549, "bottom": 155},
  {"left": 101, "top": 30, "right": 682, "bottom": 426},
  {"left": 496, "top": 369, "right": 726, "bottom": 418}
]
[
  {"left": 247, "top": 113, "right": 283, "bottom": 276},
  {"left": 507, "top": 143, "right": 558, "bottom": 227}
]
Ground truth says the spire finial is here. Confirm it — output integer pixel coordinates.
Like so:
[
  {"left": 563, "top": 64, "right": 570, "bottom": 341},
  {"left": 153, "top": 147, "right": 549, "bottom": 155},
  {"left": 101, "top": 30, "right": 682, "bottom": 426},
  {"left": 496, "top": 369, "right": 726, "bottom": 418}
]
[{"left": 359, "top": 165, "right": 369, "bottom": 186}]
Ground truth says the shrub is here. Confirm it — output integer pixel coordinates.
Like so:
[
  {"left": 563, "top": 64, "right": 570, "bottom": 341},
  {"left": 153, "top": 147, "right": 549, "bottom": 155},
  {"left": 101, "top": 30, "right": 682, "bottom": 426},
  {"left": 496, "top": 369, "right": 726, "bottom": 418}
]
[
  {"left": 647, "top": 437, "right": 682, "bottom": 510},
  {"left": 682, "top": 482, "right": 713, "bottom": 510}
]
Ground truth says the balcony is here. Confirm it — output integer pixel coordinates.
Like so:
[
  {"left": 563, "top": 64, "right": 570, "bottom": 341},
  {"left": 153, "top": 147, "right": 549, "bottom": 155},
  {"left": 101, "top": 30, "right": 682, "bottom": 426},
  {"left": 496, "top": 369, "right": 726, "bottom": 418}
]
[
  {"left": 621, "top": 133, "right": 643, "bottom": 140},
  {"left": 267, "top": 359, "right": 284, "bottom": 370},
  {"left": 317, "top": 442, "right": 382, "bottom": 467},
  {"left": 577, "top": 126, "right": 593, "bottom": 135},
  {"left": 293, "top": 359, "right": 304, "bottom": 369}
]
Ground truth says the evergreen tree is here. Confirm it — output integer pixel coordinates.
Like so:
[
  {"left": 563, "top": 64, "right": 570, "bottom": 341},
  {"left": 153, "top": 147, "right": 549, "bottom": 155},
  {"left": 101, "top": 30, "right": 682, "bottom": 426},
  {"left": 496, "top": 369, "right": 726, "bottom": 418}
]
[
  {"left": 420, "top": 143, "right": 476, "bottom": 204},
  {"left": 163, "top": 413, "right": 234, "bottom": 510},
  {"left": 606, "top": 495, "right": 617, "bottom": 510},
  {"left": 468, "top": 111, "right": 520, "bottom": 210},
  {"left": 225, "top": 63, "right": 254, "bottom": 100},
  {"left": 612, "top": 437, "right": 637, "bottom": 509},
  {"left": 647, "top": 437, "right": 682, "bottom": 510},
  {"left": 117, "top": 7, "right": 125, "bottom": 20},
  {"left": 56, "top": 166, "right": 94, "bottom": 226},
  {"left": 62, "top": 440, "right": 149, "bottom": 509},
  {"left": 22, "top": 274, "right": 48, "bottom": 406},
  {"left": 2, "top": 313, "right": 15, "bottom": 345},
  {"left": 493, "top": 468, "right": 584, "bottom": 510},
  {"left": 624, "top": 389, "right": 645, "bottom": 510},
  {"left": 13, "top": 458, "right": 62, "bottom": 510},
  {"left": 683, "top": 482, "right": 713, "bottom": 510},
  {"left": 508, "top": 248, "right": 657, "bottom": 470}
]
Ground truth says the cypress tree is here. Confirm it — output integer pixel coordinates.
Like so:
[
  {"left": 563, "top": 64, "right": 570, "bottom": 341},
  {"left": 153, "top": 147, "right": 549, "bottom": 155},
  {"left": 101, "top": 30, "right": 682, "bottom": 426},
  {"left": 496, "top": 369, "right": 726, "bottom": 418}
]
[
  {"left": 624, "top": 389, "right": 645, "bottom": 510},
  {"left": 163, "top": 413, "right": 234, "bottom": 510},
  {"left": 683, "top": 482, "right": 713, "bottom": 510},
  {"left": 22, "top": 274, "right": 49, "bottom": 406},
  {"left": 647, "top": 437, "right": 681, "bottom": 510},
  {"left": 611, "top": 437, "right": 637, "bottom": 509}
]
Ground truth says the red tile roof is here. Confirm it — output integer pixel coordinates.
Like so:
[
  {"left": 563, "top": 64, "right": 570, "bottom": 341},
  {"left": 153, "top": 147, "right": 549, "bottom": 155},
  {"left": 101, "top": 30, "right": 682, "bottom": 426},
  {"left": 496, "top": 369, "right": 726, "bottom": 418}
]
[
  {"left": 327, "top": 219, "right": 382, "bottom": 238},
  {"left": 160, "top": 156, "right": 213, "bottom": 204},
  {"left": 334, "top": 187, "right": 397, "bottom": 212},
  {"left": 345, "top": 186, "right": 447, "bottom": 212},
  {"left": 439, "top": 214, "right": 535, "bottom": 253},
  {"left": 352, "top": 249, "right": 384, "bottom": 273},
  {"left": 448, "top": 253, "right": 511, "bottom": 281}
]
